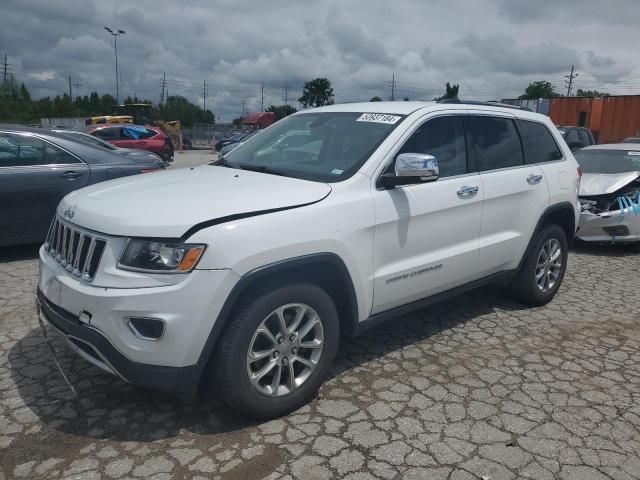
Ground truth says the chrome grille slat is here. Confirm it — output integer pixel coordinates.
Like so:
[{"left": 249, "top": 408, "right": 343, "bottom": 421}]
[{"left": 44, "top": 216, "right": 106, "bottom": 283}]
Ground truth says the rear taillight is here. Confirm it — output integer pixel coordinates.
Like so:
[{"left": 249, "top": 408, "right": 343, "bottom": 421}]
[{"left": 577, "top": 166, "right": 583, "bottom": 178}]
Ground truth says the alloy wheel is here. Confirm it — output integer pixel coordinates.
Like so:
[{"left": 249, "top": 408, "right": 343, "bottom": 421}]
[
  {"left": 535, "top": 238, "right": 562, "bottom": 293},
  {"left": 246, "top": 303, "right": 324, "bottom": 397}
]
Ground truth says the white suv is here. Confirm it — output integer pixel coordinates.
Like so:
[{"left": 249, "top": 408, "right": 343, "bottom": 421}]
[{"left": 37, "top": 101, "right": 580, "bottom": 418}]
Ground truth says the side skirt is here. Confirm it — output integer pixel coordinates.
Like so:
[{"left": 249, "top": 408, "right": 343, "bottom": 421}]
[{"left": 353, "top": 269, "right": 517, "bottom": 336}]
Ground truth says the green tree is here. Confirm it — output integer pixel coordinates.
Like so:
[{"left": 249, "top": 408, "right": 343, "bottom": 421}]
[
  {"left": 370, "top": 96, "right": 382, "bottom": 102},
  {"left": 266, "top": 104, "right": 297, "bottom": 120},
  {"left": 157, "top": 95, "right": 214, "bottom": 127},
  {"left": 100, "top": 94, "right": 117, "bottom": 114},
  {"left": 576, "top": 89, "right": 609, "bottom": 98},
  {"left": 298, "top": 78, "right": 334, "bottom": 108},
  {"left": 519, "top": 81, "right": 560, "bottom": 100},
  {"left": 231, "top": 116, "right": 244, "bottom": 128},
  {"left": 434, "top": 82, "right": 459, "bottom": 101},
  {"left": 19, "top": 83, "right": 31, "bottom": 102}
]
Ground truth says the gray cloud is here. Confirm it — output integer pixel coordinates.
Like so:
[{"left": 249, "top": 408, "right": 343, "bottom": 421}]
[
  {"left": 587, "top": 50, "right": 615, "bottom": 69},
  {"left": 0, "top": 0, "right": 638, "bottom": 121}
]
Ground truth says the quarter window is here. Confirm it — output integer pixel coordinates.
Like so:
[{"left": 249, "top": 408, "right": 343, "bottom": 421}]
[
  {"left": 0, "top": 133, "right": 45, "bottom": 167},
  {"left": 396, "top": 116, "right": 467, "bottom": 178},
  {"left": 466, "top": 116, "right": 524, "bottom": 171},
  {"left": 519, "top": 120, "right": 563, "bottom": 164},
  {"left": 565, "top": 129, "right": 580, "bottom": 145}
]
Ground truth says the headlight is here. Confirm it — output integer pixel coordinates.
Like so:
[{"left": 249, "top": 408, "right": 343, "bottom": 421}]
[{"left": 118, "top": 239, "right": 206, "bottom": 273}]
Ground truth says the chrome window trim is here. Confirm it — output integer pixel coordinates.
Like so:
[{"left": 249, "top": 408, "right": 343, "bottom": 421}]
[{"left": 0, "top": 130, "right": 88, "bottom": 167}]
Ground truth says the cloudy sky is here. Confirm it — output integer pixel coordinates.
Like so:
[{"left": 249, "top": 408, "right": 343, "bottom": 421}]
[{"left": 2, "top": 0, "right": 640, "bottom": 122}]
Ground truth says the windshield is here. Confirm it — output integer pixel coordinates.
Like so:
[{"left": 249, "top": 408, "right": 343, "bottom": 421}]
[
  {"left": 218, "top": 112, "right": 404, "bottom": 182},
  {"left": 575, "top": 149, "right": 640, "bottom": 174}
]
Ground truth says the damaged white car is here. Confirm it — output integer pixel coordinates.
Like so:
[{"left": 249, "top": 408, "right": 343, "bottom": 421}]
[{"left": 575, "top": 144, "right": 640, "bottom": 244}]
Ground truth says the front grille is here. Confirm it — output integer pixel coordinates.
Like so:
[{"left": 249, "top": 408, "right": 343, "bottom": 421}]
[{"left": 44, "top": 217, "right": 107, "bottom": 282}]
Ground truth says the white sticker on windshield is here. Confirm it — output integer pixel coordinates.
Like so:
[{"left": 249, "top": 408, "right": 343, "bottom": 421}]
[
  {"left": 627, "top": 151, "right": 640, "bottom": 156},
  {"left": 356, "top": 113, "right": 401, "bottom": 124},
  {"left": 331, "top": 168, "right": 344, "bottom": 175}
]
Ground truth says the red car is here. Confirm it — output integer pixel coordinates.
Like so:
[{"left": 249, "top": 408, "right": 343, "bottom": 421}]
[{"left": 87, "top": 125, "right": 174, "bottom": 162}]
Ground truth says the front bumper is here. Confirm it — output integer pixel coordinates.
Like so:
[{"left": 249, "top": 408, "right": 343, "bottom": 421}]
[
  {"left": 38, "top": 245, "right": 240, "bottom": 391},
  {"left": 37, "top": 290, "right": 199, "bottom": 393},
  {"left": 577, "top": 211, "right": 640, "bottom": 243}
]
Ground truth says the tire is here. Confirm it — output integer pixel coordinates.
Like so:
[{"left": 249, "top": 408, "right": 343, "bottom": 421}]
[
  {"left": 509, "top": 225, "right": 568, "bottom": 306},
  {"left": 213, "top": 282, "right": 340, "bottom": 419}
]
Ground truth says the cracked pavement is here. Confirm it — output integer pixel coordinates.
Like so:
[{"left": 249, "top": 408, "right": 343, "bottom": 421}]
[{"left": 1, "top": 243, "right": 640, "bottom": 479}]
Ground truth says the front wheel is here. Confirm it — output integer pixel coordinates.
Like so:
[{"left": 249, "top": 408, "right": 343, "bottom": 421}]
[
  {"left": 213, "top": 282, "right": 339, "bottom": 419},
  {"left": 509, "top": 225, "right": 568, "bottom": 306}
]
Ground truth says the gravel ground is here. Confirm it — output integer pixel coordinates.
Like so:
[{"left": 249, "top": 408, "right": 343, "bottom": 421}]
[{"left": 1, "top": 242, "right": 640, "bottom": 480}]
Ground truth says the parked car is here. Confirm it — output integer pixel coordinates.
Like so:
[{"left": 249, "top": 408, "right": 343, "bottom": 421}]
[
  {"left": 575, "top": 144, "right": 640, "bottom": 244},
  {"left": 215, "top": 132, "right": 247, "bottom": 152},
  {"left": 219, "top": 130, "right": 259, "bottom": 156},
  {"left": 48, "top": 129, "right": 167, "bottom": 165},
  {"left": 557, "top": 126, "right": 597, "bottom": 152},
  {"left": 87, "top": 125, "right": 174, "bottom": 162},
  {"left": 0, "top": 126, "right": 164, "bottom": 247},
  {"left": 37, "top": 101, "right": 579, "bottom": 418},
  {"left": 622, "top": 137, "right": 640, "bottom": 144}
]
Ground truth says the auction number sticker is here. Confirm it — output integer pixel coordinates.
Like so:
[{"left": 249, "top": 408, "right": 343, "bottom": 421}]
[
  {"left": 357, "top": 113, "right": 401, "bottom": 124},
  {"left": 627, "top": 151, "right": 640, "bottom": 156}
]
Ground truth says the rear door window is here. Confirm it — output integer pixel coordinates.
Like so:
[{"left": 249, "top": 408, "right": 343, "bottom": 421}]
[
  {"left": 518, "top": 120, "right": 563, "bottom": 164},
  {"left": 0, "top": 133, "right": 46, "bottom": 167},
  {"left": 45, "top": 143, "right": 81, "bottom": 164},
  {"left": 465, "top": 116, "right": 524, "bottom": 171}
]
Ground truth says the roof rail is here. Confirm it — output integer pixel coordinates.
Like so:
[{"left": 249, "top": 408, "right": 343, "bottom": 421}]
[{"left": 436, "top": 98, "right": 532, "bottom": 112}]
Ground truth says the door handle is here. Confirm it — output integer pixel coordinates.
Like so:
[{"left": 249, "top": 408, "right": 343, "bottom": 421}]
[
  {"left": 457, "top": 185, "right": 479, "bottom": 198},
  {"left": 527, "top": 174, "right": 543, "bottom": 185},
  {"left": 61, "top": 171, "right": 82, "bottom": 180}
]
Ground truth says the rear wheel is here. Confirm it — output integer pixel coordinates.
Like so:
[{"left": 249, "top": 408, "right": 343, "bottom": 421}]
[
  {"left": 214, "top": 282, "right": 339, "bottom": 419},
  {"left": 509, "top": 225, "right": 568, "bottom": 306}
]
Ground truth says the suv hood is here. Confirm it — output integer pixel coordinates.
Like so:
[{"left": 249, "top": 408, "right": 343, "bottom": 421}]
[
  {"left": 58, "top": 165, "right": 331, "bottom": 238},
  {"left": 579, "top": 171, "right": 640, "bottom": 196}
]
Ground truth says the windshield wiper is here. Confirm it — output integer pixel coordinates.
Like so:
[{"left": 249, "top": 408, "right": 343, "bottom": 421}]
[
  {"left": 210, "top": 156, "right": 232, "bottom": 167},
  {"left": 236, "top": 163, "right": 292, "bottom": 178}
]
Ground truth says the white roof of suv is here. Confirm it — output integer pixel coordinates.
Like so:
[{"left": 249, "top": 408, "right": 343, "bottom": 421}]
[{"left": 307, "top": 101, "right": 543, "bottom": 120}]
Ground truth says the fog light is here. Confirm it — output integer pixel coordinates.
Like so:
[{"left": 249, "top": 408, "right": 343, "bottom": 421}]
[
  {"left": 603, "top": 225, "right": 629, "bottom": 237},
  {"left": 126, "top": 317, "right": 165, "bottom": 341}
]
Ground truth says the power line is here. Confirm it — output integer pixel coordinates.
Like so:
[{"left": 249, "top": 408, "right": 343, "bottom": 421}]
[{"left": 565, "top": 65, "right": 578, "bottom": 96}]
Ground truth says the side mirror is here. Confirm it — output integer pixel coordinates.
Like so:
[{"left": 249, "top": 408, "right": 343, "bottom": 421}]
[{"left": 379, "top": 153, "right": 439, "bottom": 189}]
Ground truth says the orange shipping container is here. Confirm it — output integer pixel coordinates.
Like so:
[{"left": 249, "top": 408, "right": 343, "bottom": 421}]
[
  {"left": 549, "top": 97, "right": 602, "bottom": 135},
  {"left": 598, "top": 95, "right": 640, "bottom": 144}
]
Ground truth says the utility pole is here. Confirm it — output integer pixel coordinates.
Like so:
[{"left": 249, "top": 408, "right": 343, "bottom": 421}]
[
  {"left": 242, "top": 99, "right": 245, "bottom": 117},
  {"left": 203, "top": 79, "right": 208, "bottom": 111},
  {"left": 282, "top": 80, "right": 289, "bottom": 106},
  {"left": 1, "top": 54, "right": 9, "bottom": 85},
  {"left": 565, "top": 65, "right": 578, "bottom": 97},
  {"left": 160, "top": 72, "right": 166, "bottom": 106},
  {"left": 260, "top": 81, "right": 264, "bottom": 111},
  {"left": 389, "top": 73, "right": 397, "bottom": 101},
  {"left": 68, "top": 76, "right": 72, "bottom": 98}
]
